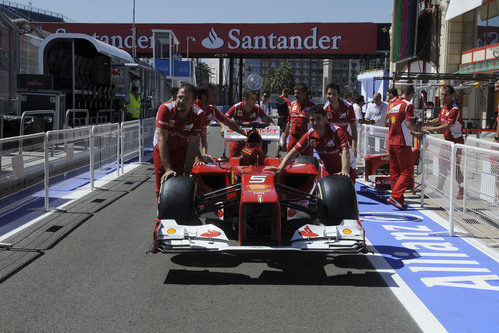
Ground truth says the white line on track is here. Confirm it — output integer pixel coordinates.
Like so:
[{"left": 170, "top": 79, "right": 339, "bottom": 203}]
[
  {"left": 364, "top": 240, "right": 447, "bottom": 333},
  {"left": 415, "top": 207, "right": 499, "bottom": 262}
]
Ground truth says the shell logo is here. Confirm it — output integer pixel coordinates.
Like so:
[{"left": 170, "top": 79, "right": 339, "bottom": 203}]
[{"left": 169, "top": 120, "right": 175, "bottom": 127}]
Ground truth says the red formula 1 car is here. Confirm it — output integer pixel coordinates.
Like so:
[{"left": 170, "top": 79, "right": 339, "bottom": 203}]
[{"left": 151, "top": 123, "right": 365, "bottom": 254}]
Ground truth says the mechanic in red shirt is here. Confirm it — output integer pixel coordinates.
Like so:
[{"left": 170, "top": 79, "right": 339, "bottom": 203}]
[
  {"left": 224, "top": 90, "right": 273, "bottom": 157},
  {"left": 423, "top": 85, "right": 464, "bottom": 198},
  {"left": 266, "top": 104, "right": 351, "bottom": 181},
  {"left": 385, "top": 87, "right": 399, "bottom": 127},
  {"left": 386, "top": 85, "right": 421, "bottom": 210},
  {"left": 324, "top": 83, "right": 358, "bottom": 156},
  {"left": 154, "top": 84, "right": 205, "bottom": 197},
  {"left": 279, "top": 88, "right": 291, "bottom": 107},
  {"left": 276, "top": 88, "right": 292, "bottom": 140},
  {"left": 195, "top": 83, "right": 246, "bottom": 161},
  {"left": 282, "top": 84, "right": 316, "bottom": 155}
]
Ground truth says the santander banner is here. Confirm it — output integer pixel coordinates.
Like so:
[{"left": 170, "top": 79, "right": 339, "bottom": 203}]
[{"left": 36, "top": 23, "right": 379, "bottom": 56}]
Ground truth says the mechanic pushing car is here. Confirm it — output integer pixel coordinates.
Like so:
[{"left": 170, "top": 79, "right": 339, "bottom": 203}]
[
  {"left": 223, "top": 90, "right": 274, "bottom": 157},
  {"left": 195, "top": 83, "right": 247, "bottom": 161},
  {"left": 153, "top": 83, "right": 206, "bottom": 197},
  {"left": 324, "top": 83, "right": 358, "bottom": 181},
  {"left": 281, "top": 84, "right": 316, "bottom": 155},
  {"left": 266, "top": 104, "right": 353, "bottom": 182}
]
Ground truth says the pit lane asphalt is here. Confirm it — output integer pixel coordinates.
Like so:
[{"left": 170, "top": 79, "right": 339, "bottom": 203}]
[{"left": 0, "top": 127, "right": 421, "bottom": 332}]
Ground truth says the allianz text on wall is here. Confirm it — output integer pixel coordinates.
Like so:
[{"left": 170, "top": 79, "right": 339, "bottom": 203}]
[{"left": 37, "top": 23, "right": 379, "bottom": 56}]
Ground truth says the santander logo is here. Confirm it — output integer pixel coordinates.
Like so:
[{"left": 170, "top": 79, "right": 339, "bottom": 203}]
[{"left": 202, "top": 28, "right": 224, "bottom": 49}]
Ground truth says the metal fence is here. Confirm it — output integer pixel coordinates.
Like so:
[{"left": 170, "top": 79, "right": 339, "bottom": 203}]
[
  {"left": 359, "top": 124, "right": 498, "bottom": 245},
  {"left": 360, "top": 124, "right": 389, "bottom": 157},
  {"left": 0, "top": 117, "right": 156, "bottom": 211},
  {"left": 0, "top": 132, "right": 46, "bottom": 193},
  {"left": 419, "top": 135, "right": 498, "bottom": 244},
  {"left": 120, "top": 120, "right": 141, "bottom": 173}
]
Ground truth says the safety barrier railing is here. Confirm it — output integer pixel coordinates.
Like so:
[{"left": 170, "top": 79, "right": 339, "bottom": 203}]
[
  {"left": 120, "top": 120, "right": 140, "bottom": 174},
  {"left": 96, "top": 109, "right": 114, "bottom": 124},
  {"left": 361, "top": 124, "right": 389, "bottom": 158},
  {"left": 356, "top": 124, "right": 389, "bottom": 168},
  {"left": 90, "top": 123, "right": 120, "bottom": 190},
  {"left": 141, "top": 117, "right": 155, "bottom": 163},
  {"left": 65, "top": 109, "right": 89, "bottom": 128},
  {"left": 44, "top": 127, "right": 92, "bottom": 211},
  {"left": 0, "top": 133, "right": 46, "bottom": 206},
  {"left": 0, "top": 117, "right": 156, "bottom": 212},
  {"left": 19, "top": 110, "right": 56, "bottom": 154},
  {"left": 458, "top": 143, "right": 499, "bottom": 245},
  {"left": 465, "top": 136, "right": 499, "bottom": 150},
  {"left": 420, "top": 135, "right": 498, "bottom": 244}
]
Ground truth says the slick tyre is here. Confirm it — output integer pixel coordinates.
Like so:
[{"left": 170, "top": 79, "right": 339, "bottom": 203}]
[
  {"left": 295, "top": 155, "right": 319, "bottom": 170},
  {"left": 318, "top": 175, "right": 358, "bottom": 226},
  {"left": 158, "top": 175, "right": 199, "bottom": 225}
]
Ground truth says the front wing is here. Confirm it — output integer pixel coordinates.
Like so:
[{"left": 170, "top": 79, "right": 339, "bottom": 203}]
[{"left": 152, "top": 219, "right": 366, "bottom": 254}]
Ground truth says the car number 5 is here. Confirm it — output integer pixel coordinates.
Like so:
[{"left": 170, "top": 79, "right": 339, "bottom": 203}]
[{"left": 249, "top": 175, "right": 266, "bottom": 183}]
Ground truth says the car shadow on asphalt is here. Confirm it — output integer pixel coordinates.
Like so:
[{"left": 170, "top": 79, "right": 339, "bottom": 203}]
[{"left": 163, "top": 249, "right": 411, "bottom": 286}]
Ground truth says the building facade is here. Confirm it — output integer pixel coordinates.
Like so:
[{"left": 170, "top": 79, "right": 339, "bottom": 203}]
[{"left": 389, "top": 0, "right": 498, "bottom": 129}]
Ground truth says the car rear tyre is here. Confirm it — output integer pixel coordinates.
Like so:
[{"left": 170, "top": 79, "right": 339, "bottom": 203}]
[
  {"left": 318, "top": 175, "right": 358, "bottom": 226},
  {"left": 295, "top": 155, "right": 319, "bottom": 170},
  {"left": 158, "top": 175, "right": 199, "bottom": 225}
]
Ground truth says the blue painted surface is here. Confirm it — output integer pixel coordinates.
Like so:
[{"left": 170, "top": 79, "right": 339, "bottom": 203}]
[
  {"left": 357, "top": 184, "right": 499, "bottom": 332},
  {"left": 0, "top": 150, "right": 153, "bottom": 238}
]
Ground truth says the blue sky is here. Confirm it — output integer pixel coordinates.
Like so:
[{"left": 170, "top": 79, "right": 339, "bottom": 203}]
[{"left": 23, "top": 0, "right": 393, "bottom": 23}]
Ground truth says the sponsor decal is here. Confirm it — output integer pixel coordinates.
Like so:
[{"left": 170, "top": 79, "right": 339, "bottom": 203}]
[
  {"left": 299, "top": 225, "right": 318, "bottom": 237},
  {"left": 310, "top": 139, "right": 317, "bottom": 147},
  {"left": 241, "top": 147, "right": 254, "bottom": 156},
  {"left": 200, "top": 230, "right": 221, "bottom": 237},
  {"left": 169, "top": 120, "right": 175, "bottom": 127},
  {"left": 201, "top": 28, "right": 224, "bottom": 49},
  {"left": 184, "top": 123, "right": 194, "bottom": 131},
  {"left": 326, "top": 140, "right": 335, "bottom": 147},
  {"left": 248, "top": 184, "right": 271, "bottom": 191},
  {"left": 237, "top": 110, "right": 243, "bottom": 116}
]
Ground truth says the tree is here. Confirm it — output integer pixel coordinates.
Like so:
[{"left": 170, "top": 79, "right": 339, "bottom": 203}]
[
  {"left": 195, "top": 62, "right": 212, "bottom": 84},
  {"left": 263, "top": 62, "right": 294, "bottom": 94}
]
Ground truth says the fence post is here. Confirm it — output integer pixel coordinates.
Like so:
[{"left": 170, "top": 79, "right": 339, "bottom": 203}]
[
  {"left": 120, "top": 122, "right": 124, "bottom": 175},
  {"left": 90, "top": 126, "right": 95, "bottom": 191},
  {"left": 462, "top": 145, "right": 468, "bottom": 213},
  {"left": 44, "top": 132, "right": 49, "bottom": 212},
  {"left": 138, "top": 119, "right": 143, "bottom": 163},
  {"left": 362, "top": 124, "right": 367, "bottom": 156},
  {"left": 116, "top": 124, "right": 120, "bottom": 176},
  {"left": 448, "top": 144, "right": 457, "bottom": 237},
  {"left": 420, "top": 136, "right": 426, "bottom": 208}
]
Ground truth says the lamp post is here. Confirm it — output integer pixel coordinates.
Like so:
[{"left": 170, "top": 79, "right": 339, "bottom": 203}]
[
  {"left": 187, "top": 36, "right": 195, "bottom": 78},
  {"left": 132, "top": 0, "right": 136, "bottom": 59}
]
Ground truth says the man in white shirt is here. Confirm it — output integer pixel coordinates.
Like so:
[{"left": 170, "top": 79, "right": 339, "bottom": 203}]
[
  {"left": 362, "top": 93, "right": 388, "bottom": 127},
  {"left": 352, "top": 95, "right": 365, "bottom": 123},
  {"left": 260, "top": 91, "right": 272, "bottom": 117}
]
